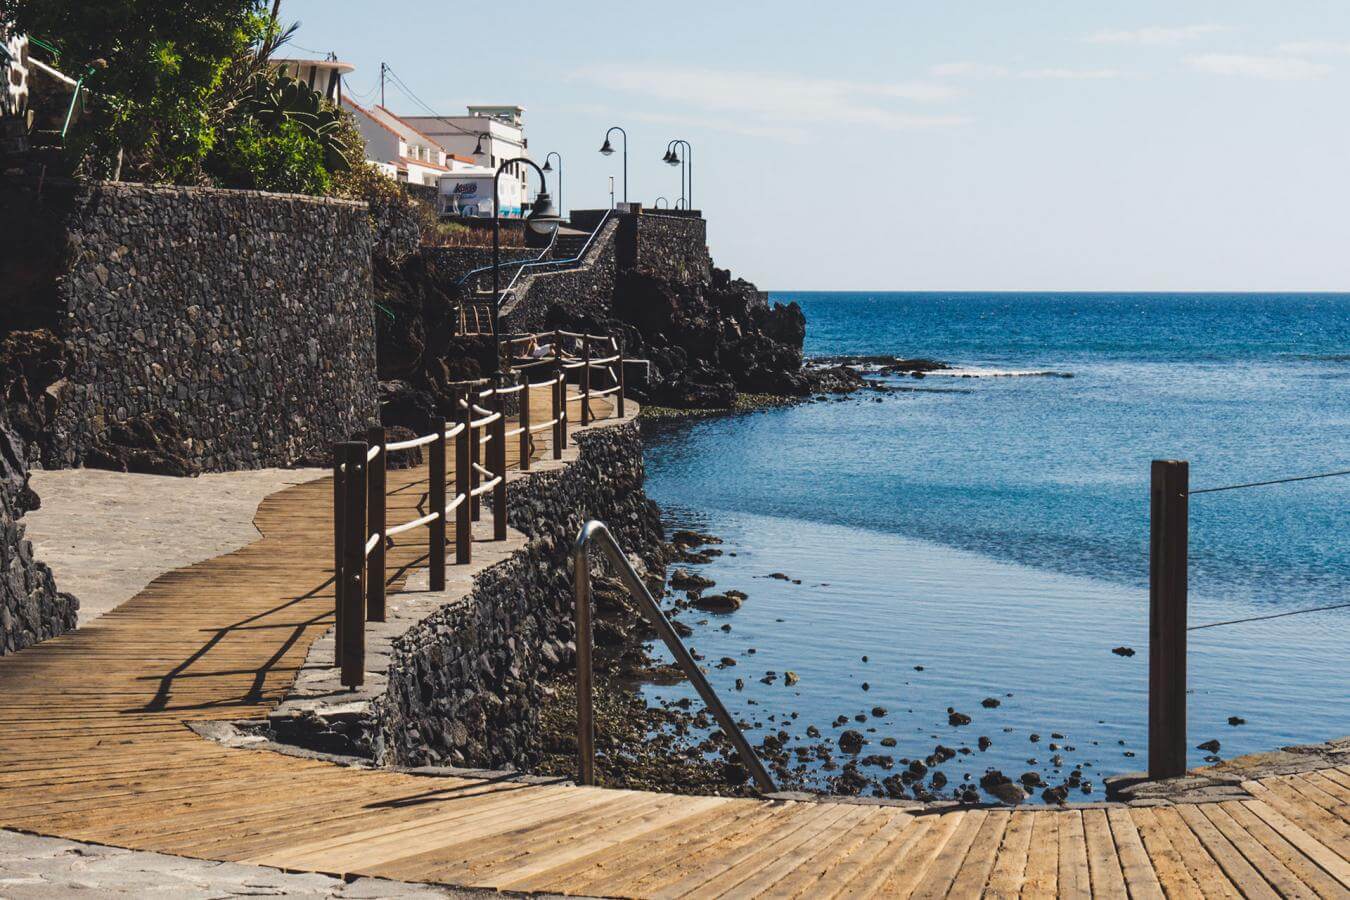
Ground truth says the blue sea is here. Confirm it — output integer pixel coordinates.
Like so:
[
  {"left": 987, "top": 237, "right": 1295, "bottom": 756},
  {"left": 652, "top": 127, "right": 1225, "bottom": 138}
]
[{"left": 641, "top": 292, "right": 1349, "bottom": 802}]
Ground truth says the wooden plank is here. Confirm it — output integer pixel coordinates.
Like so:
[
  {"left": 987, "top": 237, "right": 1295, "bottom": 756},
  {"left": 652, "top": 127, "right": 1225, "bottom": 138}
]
[
  {"left": 1242, "top": 799, "right": 1350, "bottom": 889},
  {"left": 1223, "top": 800, "right": 1349, "bottom": 899},
  {"left": 659, "top": 802, "right": 858, "bottom": 899},
  {"left": 1081, "top": 808, "right": 1129, "bottom": 898},
  {"left": 1152, "top": 805, "right": 1241, "bottom": 898},
  {"left": 982, "top": 808, "right": 1034, "bottom": 898},
  {"left": 1128, "top": 807, "right": 1205, "bottom": 900},
  {"left": 1056, "top": 810, "right": 1092, "bottom": 898},
  {"left": 1105, "top": 807, "right": 1164, "bottom": 900},
  {"left": 766, "top": 808, "right": 911, "bottom": 899},
  {"left": 1021, "top": 810, "right": 1060, "bottom": 899},
  {"left": 1174, "top": 802, "right": 1281, "bottom": 900},
  {"left": 1196, "top": 801, "right": 1317, "bottom": 899},
  {"left": 820, "top": 813, "right": 930, "bottom": 899},
  {"left": 877, "top": 811, "right": 970, "bottom": 897},
  {"left": 943, "top": 808, "right": 1009, "bottom": 898}
]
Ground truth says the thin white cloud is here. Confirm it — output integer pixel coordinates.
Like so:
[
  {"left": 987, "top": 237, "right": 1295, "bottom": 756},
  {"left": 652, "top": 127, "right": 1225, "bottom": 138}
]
[
  {"left": 1187, "top": 53, "right": 1331, "bottom": 81},
  {"left": 1086, "top": 25, "right": 1229, "bottom": 45},
  {"left": 571, "top": 64, "right": 968, "bottom": 134},
  {"left": 931, "top": 62, "right": 1121, "bottom": 81},
  {"left": 1276, "top": 40, "right": 1350, "bottom": 55},
  {"left": 930, "top": 61, "right": 1010, "bottom": 79},
  {"left": 1020, "top": 68, "right": 1122, "bottom": 80}
]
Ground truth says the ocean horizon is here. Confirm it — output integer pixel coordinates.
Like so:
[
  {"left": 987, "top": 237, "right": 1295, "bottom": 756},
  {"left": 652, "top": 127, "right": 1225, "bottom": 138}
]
[{"left": 642, "top": 290, "right": 1349, "bottom": 802}]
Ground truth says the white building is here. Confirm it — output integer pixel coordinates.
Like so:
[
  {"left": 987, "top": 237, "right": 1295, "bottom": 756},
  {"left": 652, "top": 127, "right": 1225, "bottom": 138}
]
[
  {"left": 402, "top": 106, "right": 530, "bottom": 203},
  {"left": 269, "top": 57, "right": 354, "bottom": 103},
  {"left": 341, "top": 97, "right": 491, "bottom": 186}
]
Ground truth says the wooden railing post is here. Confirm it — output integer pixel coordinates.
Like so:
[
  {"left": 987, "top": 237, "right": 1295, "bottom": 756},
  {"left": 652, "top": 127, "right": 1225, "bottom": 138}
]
[
  {"left": 518, "top": 369, "right": 531, "bottom": 471},
  {"left": 456, "top": 401, "right": 472, "bottom": 564},
  {"left": 429, "top": 416, "right": 447, "bottom": 592},
  {"left": 332, "top": 444, "right": 346, "bottom": 668},
  {"left": 339, "top": 441, "right": 367, "bottom": 689},
  {"left": 617, "top": 337, "right": 626, "bottom": 418},
  {"left": 492, "top": 389, "right": 508, "bottom": 540},
  {"left": 581, "top": 335, "right": 593, "bottom": 426},
  {"left": 553, "top": 368, "right": 566, "bottom": 459},
  {"left": 469, "top": 388, "right": 482, "bottom": 522},
  {"left": 1149, "top": 459, "right": 1189, "bottom": 780},
  {"left": 366, "top": 426, "right": 386, "bottom": 622}
]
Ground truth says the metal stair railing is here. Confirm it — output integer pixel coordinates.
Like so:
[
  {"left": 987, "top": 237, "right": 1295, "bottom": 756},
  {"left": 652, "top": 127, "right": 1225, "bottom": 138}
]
[{"left": 571, "top": 520, "right": 776, "bottom": 793}]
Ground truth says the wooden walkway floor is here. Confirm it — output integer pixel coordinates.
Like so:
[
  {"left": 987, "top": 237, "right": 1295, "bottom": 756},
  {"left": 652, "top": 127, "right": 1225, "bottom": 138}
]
[{"left": 1, "top": 392, "right": 1348, "bottom": 897}]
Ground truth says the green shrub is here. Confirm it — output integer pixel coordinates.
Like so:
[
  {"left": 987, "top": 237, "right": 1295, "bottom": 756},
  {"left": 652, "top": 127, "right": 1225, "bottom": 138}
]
[{"left": 207, "top": 116, "right": 330, "bottom": 195}]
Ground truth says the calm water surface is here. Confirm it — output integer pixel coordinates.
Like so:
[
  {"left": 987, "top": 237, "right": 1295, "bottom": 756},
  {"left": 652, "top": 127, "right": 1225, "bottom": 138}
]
[{"left": 641, "top": 293, "right": 1349, "bottom": 801}]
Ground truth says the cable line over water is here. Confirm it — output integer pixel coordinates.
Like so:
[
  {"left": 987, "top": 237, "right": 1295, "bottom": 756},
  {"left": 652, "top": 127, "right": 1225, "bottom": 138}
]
[{"left": 1188, "top": 468, "right": 1350, "bottom": 495}]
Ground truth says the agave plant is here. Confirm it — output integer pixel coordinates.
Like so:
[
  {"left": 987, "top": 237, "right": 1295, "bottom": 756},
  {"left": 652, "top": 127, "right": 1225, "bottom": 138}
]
[{"left": 238, "top": 71, "right": 351, "bottom": 172}]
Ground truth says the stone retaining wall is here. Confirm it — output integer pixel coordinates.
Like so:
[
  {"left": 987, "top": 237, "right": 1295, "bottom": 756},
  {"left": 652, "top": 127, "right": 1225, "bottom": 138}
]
[
  {"left": 373, "top": 418, "right": 662, "bottom": 769},
  {"left": 2, "top": 179, "right": 380, "bottom": 471}
]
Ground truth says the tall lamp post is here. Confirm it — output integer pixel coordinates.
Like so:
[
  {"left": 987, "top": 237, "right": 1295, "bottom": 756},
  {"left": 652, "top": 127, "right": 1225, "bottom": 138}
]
[
  {"left": 663, "top": 139, "right": 692, "bottom": 210},
  {"left": 492, "top": 156, "right": 563, "bottom": 376},
  {"left": 541, "top": 151, "right": 563, "bottom": 216},
  {"left": 599, "top": 126, "right": 627, "bottom": 205}
]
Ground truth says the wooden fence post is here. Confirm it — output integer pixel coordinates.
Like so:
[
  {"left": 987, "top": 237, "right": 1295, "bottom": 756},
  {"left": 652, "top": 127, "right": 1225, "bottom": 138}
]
[
  {"left": 518, "top": 370, "right": 531, "bottom": 471},
  {"left": 332, "top": 444, "right": 346, "bottom": 668},
  {"left": 429, "top": 416, "right": 447, "bottom": 592},
  {"left": 492, "top": 389, "right": 508, "bottom": 540},
  {"left": 366, "top": 426, "right": 386, "bottom": 622},
  {"left": 339, "top": 441, "right": 367, "bottom": 689},
  {"left": 581, "top": 335, "right": 592, "bottom": 426},
  {"left": 1149, "top": 459, "right": 1189, "bottom": 780},
  {"left": 469, "top": 388, "right": 482, "bottom": 522},
  {"left": 617, "top": 337, "right": 626, "bottom": 418},
  {"left": 456, "top": 401, "right": 472, "bottom": 564},
  {"left": 553, "top": 368, "right": 566, "bottom": 459}
]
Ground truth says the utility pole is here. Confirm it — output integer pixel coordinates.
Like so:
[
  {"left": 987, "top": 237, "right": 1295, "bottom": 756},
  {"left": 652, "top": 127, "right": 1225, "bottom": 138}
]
[{"left": 380, "top": 61, "right": 387, "bottom": 107}]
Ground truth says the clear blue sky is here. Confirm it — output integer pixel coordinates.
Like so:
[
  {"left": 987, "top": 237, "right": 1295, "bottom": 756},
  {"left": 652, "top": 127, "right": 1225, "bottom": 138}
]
[{"left": 288, "top": 0, "right": 1350, "bottom": 291}]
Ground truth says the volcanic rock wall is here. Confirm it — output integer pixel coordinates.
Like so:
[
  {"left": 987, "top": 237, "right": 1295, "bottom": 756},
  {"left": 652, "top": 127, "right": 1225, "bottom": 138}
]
[
  {"left": 0, "top": 179, "right": 380, "bottom": 472},
  {"left": 0, "top": 411, "right": 76, "bottom": 654},
  {"left": 372, "top": 418, "right": 663, "bottom": 770}
]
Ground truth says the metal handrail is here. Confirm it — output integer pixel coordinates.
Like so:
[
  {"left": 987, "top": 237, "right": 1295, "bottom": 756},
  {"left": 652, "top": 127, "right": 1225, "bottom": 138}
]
[
  {"left": 571, "top": 520, "right": 776, "bottom": 793},
  {"left": 479, "top": 208, "right": 617, "bottom": 310},
  {"left": 455, "top": 222, "right": 559, "bottom": 287}
]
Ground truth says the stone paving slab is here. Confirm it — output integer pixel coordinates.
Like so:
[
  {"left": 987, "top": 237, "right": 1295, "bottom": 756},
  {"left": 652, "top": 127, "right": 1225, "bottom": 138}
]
[
  {"left": 25, "top": 467, "right": 328, "bottom": 623},
  {"left": 0, "top": 830, "right": 487, "bottom": 898}
]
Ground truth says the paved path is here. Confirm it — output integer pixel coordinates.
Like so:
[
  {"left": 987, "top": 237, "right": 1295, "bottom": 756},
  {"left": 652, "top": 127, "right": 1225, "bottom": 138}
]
[{"left": 2, "top": 391, "right": 1347, "bottom": 897}]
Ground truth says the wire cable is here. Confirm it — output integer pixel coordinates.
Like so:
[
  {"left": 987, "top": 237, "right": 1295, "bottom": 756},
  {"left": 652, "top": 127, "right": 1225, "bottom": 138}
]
[
  {"left": 1188, "top": 468, "right": 1350, "bottom": 495},
  {"left": 1189, "top": 600, "right": 1350, "bottom": 630}
]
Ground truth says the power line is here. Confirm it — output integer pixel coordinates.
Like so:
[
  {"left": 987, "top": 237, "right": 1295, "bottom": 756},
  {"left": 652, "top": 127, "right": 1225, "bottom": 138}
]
[
  {"left": 382, "top": 65, "right": 485, "bottom": 139},
  {"left": 1189, "top": 600, "right": 1350, "bottom": 630},
  {"left": 1188, "top": 468, "right": 1350, "bottom": 495}
]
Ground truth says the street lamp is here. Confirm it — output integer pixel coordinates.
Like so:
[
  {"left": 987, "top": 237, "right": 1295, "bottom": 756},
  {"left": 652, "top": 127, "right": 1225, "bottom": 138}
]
[
  {"left": 663, "top": 139, "right": 692, "bottom": 210},
  {"left": 654, "top": 196, "right": 669, "bottom": 209},
  {"left": 599, "top": 125, "right": 627, "bottom": 205},
  {"left": 541, "top": 151, "right": 563, "bottom": 216},
  {"left": 473, "top": 134, "right": 486, "bottom": 158},
  {"left": 492, "top": 156, "right": 563, "bottom": 376}
]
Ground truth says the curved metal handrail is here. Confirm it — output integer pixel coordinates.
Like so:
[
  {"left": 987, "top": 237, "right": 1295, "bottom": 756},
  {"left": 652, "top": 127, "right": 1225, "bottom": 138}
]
[
  {"left": 455, "top": 222, "right": 559, "bottom": 288},
  {"left": 490, "top": 208, "right": 617, "bottom": 309},
  {"left": 571, "top": 520, "right": 776, "bottom": 793}
]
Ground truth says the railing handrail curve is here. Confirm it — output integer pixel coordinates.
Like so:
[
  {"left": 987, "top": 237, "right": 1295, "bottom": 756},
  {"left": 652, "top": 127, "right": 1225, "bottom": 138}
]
[{"left": 571, "top": 520, "right": 776, "bottom": 794}]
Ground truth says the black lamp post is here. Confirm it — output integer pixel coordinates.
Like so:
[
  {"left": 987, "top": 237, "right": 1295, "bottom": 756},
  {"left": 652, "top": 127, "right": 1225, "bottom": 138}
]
[
  {"left": 599, "top": 126, "right": 627, "bottom": 205},
  {"left": 663, "top": 139, "right": 692, "bottom": 210},
  {"left": 473, "top": 134, "right": 487, "bottom": 158},
  {"left": 541, "top": 151, "right": 563, "bottom": 216},
  {"left": 654, "top": 196, "right": 669, "bottom": 209},
  {"left": 492, "top": 157, "right": 562, "bottom": 376}
]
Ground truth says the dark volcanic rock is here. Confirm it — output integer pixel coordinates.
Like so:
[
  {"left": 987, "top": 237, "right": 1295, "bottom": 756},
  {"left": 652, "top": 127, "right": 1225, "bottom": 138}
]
[{"left": 0, "top": 410, "right": 78, "bottom": 654}]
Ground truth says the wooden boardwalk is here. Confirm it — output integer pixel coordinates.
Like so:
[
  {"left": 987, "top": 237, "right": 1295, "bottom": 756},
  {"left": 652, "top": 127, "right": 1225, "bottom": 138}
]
[{"left": 1, "top": 392, "right": 1347, "bottom": 897}]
